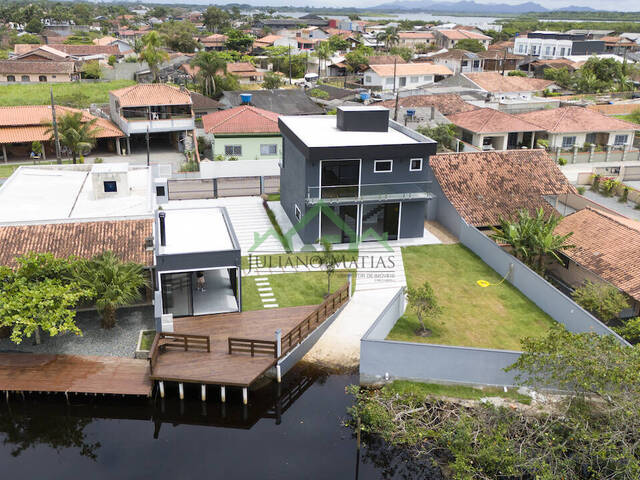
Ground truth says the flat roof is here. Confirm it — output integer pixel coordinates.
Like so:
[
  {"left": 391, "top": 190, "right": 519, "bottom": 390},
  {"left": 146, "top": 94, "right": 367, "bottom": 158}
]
[
  {"left": 159, "top": 208, "right": 234, "bottom": 255},
  {"left": 279, "top": 115, "right": 418, "bottom": 148},
  {"left": 0, "top": 165, "right": 152, "bottom": 223}
]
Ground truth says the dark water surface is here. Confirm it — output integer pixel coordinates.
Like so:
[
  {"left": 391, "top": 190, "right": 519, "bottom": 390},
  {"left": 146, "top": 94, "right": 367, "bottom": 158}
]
[{"left": 0, "top": 364, "right": 442, "bottom": 480}]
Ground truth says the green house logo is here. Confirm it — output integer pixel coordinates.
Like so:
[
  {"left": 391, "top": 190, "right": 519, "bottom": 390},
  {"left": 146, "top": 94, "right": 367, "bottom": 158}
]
[{"left": 250, "top": 201, "right": 393, "bottom": 253}]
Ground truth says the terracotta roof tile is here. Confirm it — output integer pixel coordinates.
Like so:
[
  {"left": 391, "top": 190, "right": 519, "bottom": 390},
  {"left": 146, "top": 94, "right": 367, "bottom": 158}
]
[
  {"left": 587, "top": 103, "right": 640, "bottom": 116},
  {"left": 379, "top": 93, "right": 477, "bottom": 116},
  {"left": 429, "top": 149, "right": 575, "bottom": 227},
  {"left": 447, "top": 107, "right": 544, "bottom": 134},
  {"left": 464, "top": 72, "right": 554, "bottom": 93},
  {"left": 367, "top": 55, "right": 406, "bottom": 65},
  {"left": 0, "top": 219, "right": 154, "bottom": 268},
  {"left": 110, "top": 84, "right": 192, "bottom": 107},
  {"left": 368, "top": 63, "right": 453, "bottom": 76},
  {"left": 202, "top": 105, "right": 279, "bottom": 134},
  {"left": 398, "top": 31, "right": 435, "bottom": 39},
  {"left": 0, "top": 60, "right": 75, "bottom": 74},
  {"left": 0, "top": 105, "right": 123, "bottom": 143},
  {"left": 555, "top": 208, "right": 640, "bottom": 301},
  {"left": 45, "top": 44, "right": 120, "bottom": 56},
  {"left": 517, "top": 106, "right": 640, "bottom": 133},
  {"left": 437, "top": 29, "right": 491, "bottom": 41}
]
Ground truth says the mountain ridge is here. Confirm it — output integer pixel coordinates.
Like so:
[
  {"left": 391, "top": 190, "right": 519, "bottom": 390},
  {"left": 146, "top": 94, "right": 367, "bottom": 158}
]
[{"left": 370, "top": 1, "right": 598, "bottom": 14}]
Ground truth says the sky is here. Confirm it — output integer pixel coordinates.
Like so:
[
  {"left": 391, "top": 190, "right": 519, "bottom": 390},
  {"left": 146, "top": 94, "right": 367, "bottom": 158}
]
[{"left": 205, "top": 0, "right": 638, "bottom": 10}]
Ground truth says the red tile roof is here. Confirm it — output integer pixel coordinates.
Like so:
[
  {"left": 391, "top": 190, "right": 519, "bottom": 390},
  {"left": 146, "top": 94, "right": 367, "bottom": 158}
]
[
  {"left": 0, "top": 60, "right": 75, "bottom": 74},
  {"left": 398, "top": 31, "right": 435, "bottom": 39},
  {"left": 0, "top": 219, "right": 154, "bottom": 268},
  {"left": 437, "top": 29, "right": 491, "bottom": 41},
  {"left": 429, "top": 149, "right": 575, "bottom": 227},
  {"left": 378, "top": 94, "right": 477, "bottom": 116},
  {"left": 368, "top": 63, "right": 453, "bottom": 77},
  {"left": 110, "top": 84, "right": 192, "bottom": 107},
  {"left": 202, "top": 105, "right": 280, "bottom": 135},
  {"left": 447, "top": 107, "right": 544, "bottom": 134},
  {"left": 517, "top": 106, "right": 640, "bottom": 133},
  {"left": 464, "top": 72, "right": 554, "bottom": 93},
  {"left": 555, "top": 208, "right": 640, "bottom": 301}
]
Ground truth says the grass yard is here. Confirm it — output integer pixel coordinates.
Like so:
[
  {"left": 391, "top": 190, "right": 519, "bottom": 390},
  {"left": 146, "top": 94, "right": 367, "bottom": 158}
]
[
  {"left": 384, "top": 380, "right": 531, "bottom": 405},
  {"left": 0, "top": 159, "right": 73, "bottom": 178},
  {"left": 0, "top": 80, "right": 135, "bottom": 108},
  {"left": 387, "top": 244, "right": 555, "bottom": 350},
  {"left": 242, "top": 270, "right": 354, "bottom": 311},
  {"left": 242, "top": 250, "right": 359, "bottom": 270}
]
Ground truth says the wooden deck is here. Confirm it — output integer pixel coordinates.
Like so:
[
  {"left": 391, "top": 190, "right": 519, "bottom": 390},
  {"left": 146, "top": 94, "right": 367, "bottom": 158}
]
[
  {"left": 150, "top": 305, "right": 317, "bottom": 387},
  {"left": 0, "top": 354, "right": 152, "bottom": 396}
]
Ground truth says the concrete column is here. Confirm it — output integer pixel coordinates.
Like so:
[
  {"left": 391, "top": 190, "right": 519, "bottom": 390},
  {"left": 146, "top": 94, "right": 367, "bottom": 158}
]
[
  {"left": 42, "top": 146, "right": 46, "bottom": 161},
  {"left": 126, "top": 137, "right": 131, "bottom": 155},
  {"left": 605, "top": 145, "right": 611, "bottom": 162},
  {"left": 2, "top": 144, "right": 6, "bottom": 163},
  {"left": 275, "top": 329, "right": 282, "bottom": 357},
  {"left": 348, "top": 272, "right": 353, "bottom": 298},
  {"left": 116, "top": 138, "right": 121, "bottom": 155},
  {"left": 572, "top": 145, "right": 578, "bottom": 164},
  {"left": 159, "top": 381, "right": 165, "bottom": 398},
  {"left": 622, "top": 144, "right": 627, "bottom": 162},
  {"left": 220, "top": 386, "right": 226, "bottom": 403},
  {"left": 589, "top": 145, "right": 594, "bottom": 163},
  {"left": 530, "top": 133, "right": 535, "bottom": 149},
  {"left": 276, "top": 365, "right": 282, "bottom": 383}
]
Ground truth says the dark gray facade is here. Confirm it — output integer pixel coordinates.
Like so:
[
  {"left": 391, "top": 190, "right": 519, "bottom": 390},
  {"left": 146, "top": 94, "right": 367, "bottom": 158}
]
[{"left": 279, "top": 108, "right": 437, "bottom": 244}]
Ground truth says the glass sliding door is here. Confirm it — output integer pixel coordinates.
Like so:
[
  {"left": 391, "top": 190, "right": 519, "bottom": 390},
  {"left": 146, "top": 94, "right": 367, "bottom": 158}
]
[
  {"left": 161, "top": 272, "right": 193, "bottom": 317},
  {"left": 320, "top": 205, "right": 359, "bottom": 244},
  {"left": 361, "top": 203, "right": 400, "bottom": 242}
]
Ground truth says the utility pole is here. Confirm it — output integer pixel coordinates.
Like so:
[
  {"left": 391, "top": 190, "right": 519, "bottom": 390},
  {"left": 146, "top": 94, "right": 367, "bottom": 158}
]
[
  {"left": 50, "top": 88, "right": 62, "bottom": 164},
  {"left": 288, "top": 44, "right": 292, "bottom": 85},
  {"left": 501, "top": 48, "right": 507, "bottom": 76},
  {"left": 146, "top": 125, "right": 150, "bottom": 166},
  {"left": 392, "top": 57, "right": 397, "bottom": 94}
]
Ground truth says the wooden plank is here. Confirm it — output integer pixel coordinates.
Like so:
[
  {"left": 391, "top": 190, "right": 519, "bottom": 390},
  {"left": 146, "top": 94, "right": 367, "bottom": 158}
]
[{"left": 0, "top": 354, "right": 152, "bottom": 396}]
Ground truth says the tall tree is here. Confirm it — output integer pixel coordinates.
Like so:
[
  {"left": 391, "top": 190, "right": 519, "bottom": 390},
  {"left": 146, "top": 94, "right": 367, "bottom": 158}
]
[
  {"left": 45, "top": 111, "right": 101, "bottom": 164},
  {"left": 158, "top": 20, "right": 199, "bottom": 53},
  {"left": 203, "top": 6, "right": 230, "bottom": 33},
  {"left": 313, "top": 41, "right": 334, "bottom": 76},
  {"left": 138, "top": 31, "right": 169, "bottom": 83},
  {"left": 455, "top": 39, "right": 485, "bottom": 52},
  {"left": 376, "top": 26, "right": 399, "bottom": 52},
  {"left": 73, "top": 252, "right": 147, "bottom": 329},
  {"left": 191, "top": 51, "right": 227, "bottom": 98}
]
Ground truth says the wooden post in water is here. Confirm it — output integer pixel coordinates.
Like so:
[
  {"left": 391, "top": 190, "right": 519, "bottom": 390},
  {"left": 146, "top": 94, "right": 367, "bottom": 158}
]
[
  {"left": 276, "top": 365, "right": 282, "bottom": 383},
  {"left": 178, "top": 383, "right": 184, "bottom": 400},
  {"left": 220, "top": 386, "right": 226, "bottom": 403},
  {"left": 201, "top": 384, "right": 206, "bottom": 402},
  {"left": 159, "top": 381, "right": 165, "bottom": 398},
  {"left": 242, "top": 387, "right": 248, "bottom": 405}
]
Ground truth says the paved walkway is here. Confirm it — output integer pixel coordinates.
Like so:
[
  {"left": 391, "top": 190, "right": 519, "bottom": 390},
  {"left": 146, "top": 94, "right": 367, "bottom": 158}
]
[{"left": 560, "top": 160, "right": 640, "bottom": 183}]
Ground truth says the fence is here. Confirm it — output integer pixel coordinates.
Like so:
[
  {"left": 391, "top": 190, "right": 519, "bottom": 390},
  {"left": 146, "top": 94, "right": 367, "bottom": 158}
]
[
  {"left": 551, "top": 147, "right": 640, "bottom": 164},
  {"left": 228, "top": 338, "right": 277, "bottom": 357},
  {"left": 149, "top": 332, "right": 211, "bottom": 373},
  {"left": 167, "top": 175, "right": 280, "bottom": 200},
  {"left": 360, "top": 211, "right": 629, "bottom": 387}
]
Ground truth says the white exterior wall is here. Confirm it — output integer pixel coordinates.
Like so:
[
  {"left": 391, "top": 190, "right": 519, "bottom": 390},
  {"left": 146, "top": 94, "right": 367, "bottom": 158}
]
[
  {"left": 514, "top": 37, "right": 573, "bottom": 58},
  {"left": 548, "top": 130, "right": 636, "bottom": 149},
  {"left": 363, "top": 70, "right": 435, "bottom": 90},
  {"left": 433, "top": 57, "right": 483, "bottom": 74}
]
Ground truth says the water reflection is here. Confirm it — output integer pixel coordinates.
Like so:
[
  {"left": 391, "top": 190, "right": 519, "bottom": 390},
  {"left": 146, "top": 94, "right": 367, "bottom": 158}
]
[{"left": 0, "top": 364, "right": 442, "bottom": 479}]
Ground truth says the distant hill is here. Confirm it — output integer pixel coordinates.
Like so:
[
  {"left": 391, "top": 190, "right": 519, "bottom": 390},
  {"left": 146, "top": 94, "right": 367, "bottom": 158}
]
[{"left": 371, "top": 1, "right": 597, "bottom": 14}]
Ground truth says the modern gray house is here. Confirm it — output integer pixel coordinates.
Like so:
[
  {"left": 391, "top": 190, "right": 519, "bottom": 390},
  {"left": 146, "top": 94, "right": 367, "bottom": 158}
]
[
  {"left": 278, "top": 106, "right": 437, "bottom": 245},
  {"left": 153, "top": 206, "right": 242, "bottom": 329}
]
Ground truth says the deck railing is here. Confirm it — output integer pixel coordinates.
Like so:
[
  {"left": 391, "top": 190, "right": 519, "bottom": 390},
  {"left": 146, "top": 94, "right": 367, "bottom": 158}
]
[
  {"left": 228, "top": 338, "right": 278, "bottom": 357},
  {"left": 149, "top": 332, "right": 211, "bottom": 373},
  {"left": 226, "top": 282, "right": 350, "bottom": 360}
]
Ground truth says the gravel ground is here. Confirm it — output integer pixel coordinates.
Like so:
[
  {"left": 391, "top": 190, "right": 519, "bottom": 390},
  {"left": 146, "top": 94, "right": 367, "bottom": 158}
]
[{"left": 0, "top": 306, "right": 154, "bottom": 357}]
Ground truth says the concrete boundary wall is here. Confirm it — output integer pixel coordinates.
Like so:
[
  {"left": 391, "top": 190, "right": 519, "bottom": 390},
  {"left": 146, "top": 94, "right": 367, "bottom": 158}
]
[{"left": 360, "top": 213, "right": 628, "bottom": 387}]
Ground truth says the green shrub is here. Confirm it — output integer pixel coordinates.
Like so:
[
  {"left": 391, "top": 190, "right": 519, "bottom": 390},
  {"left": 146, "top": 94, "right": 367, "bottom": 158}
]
[
  {"left": 507, "top": 70, "right": 527, "bottom": 77},
  {"left": 613, "top": 317, "right": 640, "bottom": 344},
  {"left": 576, "top": 186, "right": 586, "bottom": 195},
  {"left": 558, "top": 157, "right": 567, "bottom": 166},
  {"left": 620, "top": 186, "right": 630, "bottom": 203},
  {"left": 180, "top": 160, "right": 199, "bottom": 172},
  {"left": 309, "top": 88, "right": 330, "bottom": 99},
  {"left": 591, "top": 174, "right": 600, "bottom": 192}
]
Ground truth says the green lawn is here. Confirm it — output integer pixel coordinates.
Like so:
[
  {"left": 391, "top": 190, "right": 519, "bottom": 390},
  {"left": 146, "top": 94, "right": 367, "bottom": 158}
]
[
  {"left": 387, "top": 244, "right": 555, "bottom": 350},
  {"left": 242, "top": 250, "right": 359, "bottom": 270},
  {"left": 242, "top": 270, "right": 354, "bottom": 311},
  {"left": 0, "top": 159, "right": 73, "bottom": 178},
  {"left": 384, "top": 380, "right": 531, "bottom": 405},
  {"left": 0, "top": 80, "right": 135, "bottom": 108}
]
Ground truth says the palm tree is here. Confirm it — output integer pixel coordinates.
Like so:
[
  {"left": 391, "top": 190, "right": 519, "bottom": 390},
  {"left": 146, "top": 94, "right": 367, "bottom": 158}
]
[
  {"left": 191, "top": 51, "right": 227, "bottom": 97},
  {"left": 45, "top": 111, "right": 100, "bottom": 164},
  {"left": 313, "top": 41, "right": 334, "bottom": 77},
  {"left": 492, "top": 208, "right": 574, "bottom": 274},
  {"left": 376, "top": 26, "right": 399, "bottom": 52},
  {"left": 74, "top": 251, "right": 147, "bottom": 329},
  {"left": 139, "top": 31, "right": 169, "bottom": 83}
]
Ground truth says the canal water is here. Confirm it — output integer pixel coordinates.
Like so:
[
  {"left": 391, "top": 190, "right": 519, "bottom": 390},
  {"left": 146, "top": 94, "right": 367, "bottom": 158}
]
[{"left": 0, "top": 364, "right": 443, "bottom": 479}]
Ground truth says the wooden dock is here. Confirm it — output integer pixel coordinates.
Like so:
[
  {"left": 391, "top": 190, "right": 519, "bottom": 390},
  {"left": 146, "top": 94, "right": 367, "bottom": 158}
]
[{"left": 0, "top": 353, "right": 152, "bottom": 397}]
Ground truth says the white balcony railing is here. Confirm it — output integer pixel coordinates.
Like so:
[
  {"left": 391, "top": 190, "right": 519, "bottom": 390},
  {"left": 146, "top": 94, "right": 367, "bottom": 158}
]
[
  {"left": 121, "top": 117, "right": 195, "bottom": 135},
  {"left": 306, "top": 181, "right": 433, "bottom": 205}
]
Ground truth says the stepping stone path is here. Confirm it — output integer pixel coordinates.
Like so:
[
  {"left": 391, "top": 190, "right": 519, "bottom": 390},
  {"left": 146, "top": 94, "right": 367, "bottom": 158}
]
[{"left": 253, "top": 269, "right": 278, "bottom": 308}]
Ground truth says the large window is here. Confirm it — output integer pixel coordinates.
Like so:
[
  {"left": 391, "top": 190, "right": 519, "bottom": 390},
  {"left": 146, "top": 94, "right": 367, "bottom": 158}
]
[
  {"left": 585, "top": 133, "right": 597, "bottom": 144},
  {"left": 321, "top": 159, "right": 360, "bottom": 199},
  {"left": 374, "top": 160, "right": 393, "bottom": 173},
  {"left": 224, "top": 145, "right": 242, "bottom": 156},
  {"left": 6, "top": 75, "right": 15, "bottom": 82},
  {"left": 614, "top": 134, "right": 629, "bottom": 145},
  {"left": 561, "top": 136, "right": 576, "bottom": 148},
  {"left": 260, "top": 144, "right": 277, "bottom": 155},
  {"left": 385, "top": 77, "right": 394, "bottom": 85}
]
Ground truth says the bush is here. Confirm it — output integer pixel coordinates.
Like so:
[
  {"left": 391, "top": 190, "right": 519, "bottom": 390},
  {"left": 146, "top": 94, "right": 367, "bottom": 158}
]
[
  {"left": 591, "top": 174, "right": 600, "bottom": 192},
  {"left": 614, "top": 317, "right": 640, "bottom": 344},
  {"left": 600, "top": 176, "right": 620, "bottom": 196},
  {"left": 620, "top": 186, "right": 630, "bottom": 203},
  {"left": 308, "top": 88, "right": 330, "bottom": 99},
  {"left": 261, "top": 71, "right": 283, "bottom": 89},
  {"left": 576, "top": 186, "right": 586, "bottom": 195},
  {"left": 572, "top": 281, "right": 630, "bottom": 324},
  {"left": 180, "top": 160, "right": 199, "bottom": 172},
  {"left": 507, "top": 70, "right": 527, "bottom": 77},
  {"left": 558, "top": 157, "right": 567, "bottom": 166},
  {"left": 108, "top": 55, "right": 117, "bottom": 66}
]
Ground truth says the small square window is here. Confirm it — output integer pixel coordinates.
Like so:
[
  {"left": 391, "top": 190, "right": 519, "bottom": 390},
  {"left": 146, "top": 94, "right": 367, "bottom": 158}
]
[
  {"left": 155, "top": 185, "right": 165, "bottom": 197},
  {"left": 614, "top": 134, "right": 629, "bottom": 145},
  {"left": 260, "top": 144, "right": 278, "bottom": 155},
  {"left": 410, "top": 158, "right": 422, "bottom": 171},
  {"left": 374, "top": 160, "right": 393, "bottom": 173},
  {"left": 224, "top": 145, "right": 242, "bottom": 156},
  {"left": 294, "top": 204, "right": 301, "bottom": 221},
  {"left": 104, "top": 181, "right": 117, "bottom": 193},
  {"left": 562, "top": 136, "right": 576, "bottom": 148}
]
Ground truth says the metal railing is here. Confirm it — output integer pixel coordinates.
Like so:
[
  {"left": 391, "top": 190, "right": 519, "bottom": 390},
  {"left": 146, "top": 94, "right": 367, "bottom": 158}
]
[{"left": 306, "top": 181, "right": 433, "bottom": 205}]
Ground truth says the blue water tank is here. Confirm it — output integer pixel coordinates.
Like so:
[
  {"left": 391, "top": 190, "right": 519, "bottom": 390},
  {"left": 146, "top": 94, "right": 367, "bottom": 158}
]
[
  {"left": 359, "top": 92, "right": 370, "bottom": 101},
  {"left": 406, "top": 108, "right": 416, "bottom": 117},
  {"left": 240, "top": 93, "right": 252, "bottom": 104}
]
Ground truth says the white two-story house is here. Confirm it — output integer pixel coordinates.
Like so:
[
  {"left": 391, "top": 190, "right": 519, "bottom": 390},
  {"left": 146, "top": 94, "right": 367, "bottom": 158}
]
[
  {"left": 363, "top": 63, "right": 453, "bottom": 91},
  {"left": 109, "top": 84, "right": 195, "bottom": 154}
]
